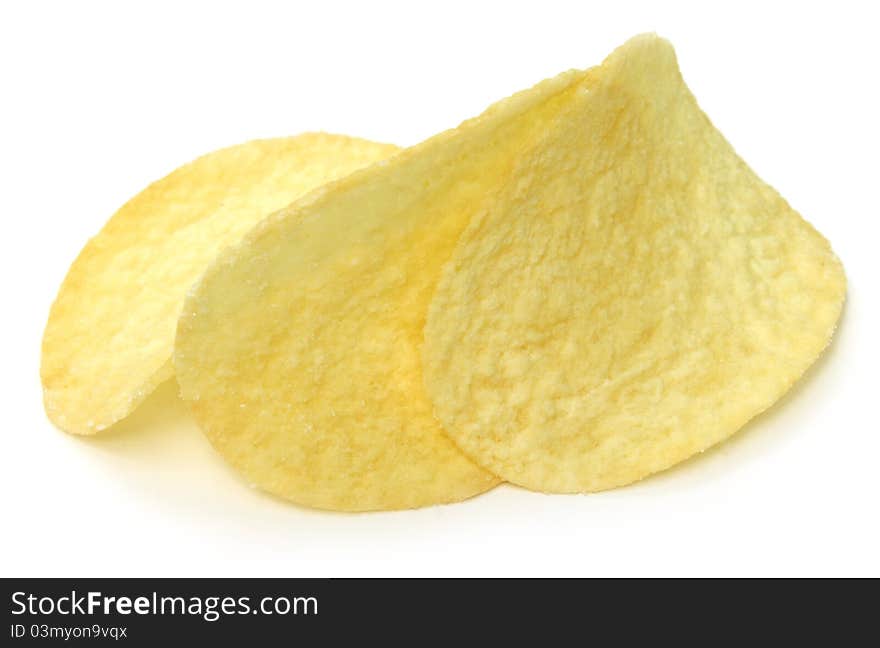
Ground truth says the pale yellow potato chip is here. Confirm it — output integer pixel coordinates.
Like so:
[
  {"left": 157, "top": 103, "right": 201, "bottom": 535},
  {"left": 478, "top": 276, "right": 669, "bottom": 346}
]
[
  {"left": 42, "top": 134, "right": 399, "bottom": 435},
  {"left": 423, "top": 35, "right": 846, "bottom": 492},
  {"left": 173, "top": 67, "right": 594, "bottom": 510}
]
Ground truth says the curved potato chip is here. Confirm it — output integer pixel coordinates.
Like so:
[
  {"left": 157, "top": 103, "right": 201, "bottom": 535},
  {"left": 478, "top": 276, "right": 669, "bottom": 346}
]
[
  {"left": 42, "top": 134, "right": 399, "bottom": 434},
  {"left": 173, "top": 68, "right": 593, "bottom": 510},
  {"left": 423, "top": 35, "right": 846, "bottom": 492}
]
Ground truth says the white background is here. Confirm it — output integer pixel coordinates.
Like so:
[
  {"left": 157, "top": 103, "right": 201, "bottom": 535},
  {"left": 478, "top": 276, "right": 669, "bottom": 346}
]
[{"left": 2, "top": 0, "right": 878, "bottom": 577}]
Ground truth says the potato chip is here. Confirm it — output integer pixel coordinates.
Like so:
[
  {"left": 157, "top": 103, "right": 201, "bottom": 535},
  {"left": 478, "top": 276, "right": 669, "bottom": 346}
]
[
  {"left": 42, "top": 134, "right": 399, "bottom": 435},
  {"left": 422, "top": 35, "right": 846, "bottom": 492},
  {"left": 172, "top": 68, "right": 594, "bottom": 510}
]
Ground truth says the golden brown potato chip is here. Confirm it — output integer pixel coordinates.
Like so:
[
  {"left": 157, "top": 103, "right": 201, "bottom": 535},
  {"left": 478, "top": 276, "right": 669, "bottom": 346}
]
[
  {"left": 423, "top": 35, "right": 846, "bottom": 492},
  {"left": 173, "top": 67, "right": 593, "bottom": 510},
  {"left": 42, "top": 134, "right": 399, "bottom": 434}
]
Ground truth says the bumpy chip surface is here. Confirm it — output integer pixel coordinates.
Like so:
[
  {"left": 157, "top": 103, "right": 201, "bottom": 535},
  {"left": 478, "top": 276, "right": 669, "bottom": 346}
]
[
  {"left": 173, "top": 68, "right": 594, "bottom": 511},
  {"left": 423, "top": 35, "right": 846, "bottom": 492},
  {"left": 42, "top": 134, "right": 399, "bottom": 434}
]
